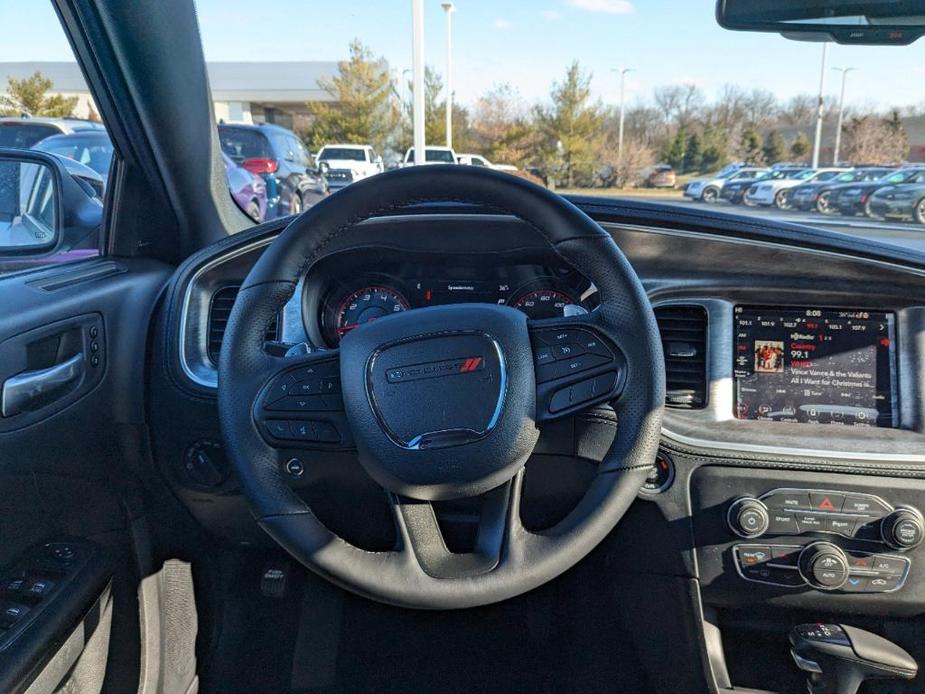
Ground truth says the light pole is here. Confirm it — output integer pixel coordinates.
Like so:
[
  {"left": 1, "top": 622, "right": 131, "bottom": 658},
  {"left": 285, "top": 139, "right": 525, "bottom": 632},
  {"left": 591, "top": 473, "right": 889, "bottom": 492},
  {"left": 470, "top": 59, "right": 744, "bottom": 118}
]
[
  {"left": 442, "top": 3, "right": 455, "bottom": 149},
  {"left": 412, "top": 0, "right": 425, "bottom": 165},
  {"left": 831, "top": 66, "right": 855, "bottom": 165},
  {"left": 611, "top": 67, "right": 634, "bottom": 179},
  {"left": 811, "top": 42, "right": 828, "bottom": 169}
]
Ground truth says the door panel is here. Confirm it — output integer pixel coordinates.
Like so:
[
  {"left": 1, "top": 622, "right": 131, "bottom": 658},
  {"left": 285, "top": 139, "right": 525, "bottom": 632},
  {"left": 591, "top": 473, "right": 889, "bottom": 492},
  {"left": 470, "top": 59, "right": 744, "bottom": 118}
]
[{"left": 0, "top": 258, "right": 171, "bottom": 693}]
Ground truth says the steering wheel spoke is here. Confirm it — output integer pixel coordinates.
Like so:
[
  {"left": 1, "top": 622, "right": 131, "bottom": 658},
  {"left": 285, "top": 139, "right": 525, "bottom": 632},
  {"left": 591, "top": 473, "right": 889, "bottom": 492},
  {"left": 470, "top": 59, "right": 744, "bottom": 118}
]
[
  {"left": 253, "top": 349, "right": 354, "bottom": 450},
  {"left": 528, "top": 316, "right": 627, "bottom": 423},
  {"left": 389, "top": 470, "right": 524, "bottom": 580}
]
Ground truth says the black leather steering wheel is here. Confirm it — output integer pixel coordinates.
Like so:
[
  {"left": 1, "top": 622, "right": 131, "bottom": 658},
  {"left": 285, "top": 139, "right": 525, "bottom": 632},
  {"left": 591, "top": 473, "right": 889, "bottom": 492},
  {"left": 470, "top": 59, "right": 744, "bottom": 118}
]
[{"left": 218, "top": 165, "right": 664, "bottom": 609}]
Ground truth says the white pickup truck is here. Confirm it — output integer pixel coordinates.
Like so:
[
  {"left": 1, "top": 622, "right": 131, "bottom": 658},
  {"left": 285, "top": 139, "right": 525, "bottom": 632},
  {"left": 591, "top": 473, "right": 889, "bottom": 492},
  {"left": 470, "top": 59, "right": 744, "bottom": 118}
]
[
  {"left": 402, "top": 146, "right": 458, "bottom": 166},
  {"left": 316, "top": 144, "right": 384, "bottom": 182}
]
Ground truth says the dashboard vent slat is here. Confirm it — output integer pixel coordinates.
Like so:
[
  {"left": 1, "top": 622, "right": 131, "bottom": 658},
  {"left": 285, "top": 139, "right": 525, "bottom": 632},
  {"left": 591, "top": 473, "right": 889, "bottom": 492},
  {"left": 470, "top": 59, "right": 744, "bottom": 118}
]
[
  {"left": 208, "top": 286, "right": 279, "bottom": 365},
  {"left": 655, "top": 305, "right": 708, "bottom": 409}
]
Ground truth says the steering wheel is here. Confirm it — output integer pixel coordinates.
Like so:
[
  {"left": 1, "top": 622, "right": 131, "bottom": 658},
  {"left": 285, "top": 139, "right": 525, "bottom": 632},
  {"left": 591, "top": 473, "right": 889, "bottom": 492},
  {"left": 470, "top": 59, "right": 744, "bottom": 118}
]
[{"left": 218, "top": 165, "right": 664, "bottom": 609}]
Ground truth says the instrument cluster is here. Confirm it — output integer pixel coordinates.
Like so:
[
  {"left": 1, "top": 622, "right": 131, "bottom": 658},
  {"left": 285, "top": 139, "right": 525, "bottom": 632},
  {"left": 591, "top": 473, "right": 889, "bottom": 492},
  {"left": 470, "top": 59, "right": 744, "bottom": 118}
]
[{"left": 314, "top": 264, "right": 596, "bottom": 347}]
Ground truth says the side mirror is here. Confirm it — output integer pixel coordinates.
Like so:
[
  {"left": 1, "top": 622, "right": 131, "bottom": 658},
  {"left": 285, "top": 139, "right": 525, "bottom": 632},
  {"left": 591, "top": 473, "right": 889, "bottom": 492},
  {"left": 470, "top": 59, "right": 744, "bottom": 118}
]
[{"left": 0, "top": 148, "right": 102, "bottom": 260}]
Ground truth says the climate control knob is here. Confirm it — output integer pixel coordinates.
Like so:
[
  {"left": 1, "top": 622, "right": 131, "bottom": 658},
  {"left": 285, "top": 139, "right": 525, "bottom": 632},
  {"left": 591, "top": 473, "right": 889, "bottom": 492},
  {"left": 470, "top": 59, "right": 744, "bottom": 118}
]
[
  {"left": 798, "top": 542, "right": 848, "bottom": 591},
  {"left": 727, "top": 497, "right": 770, "bottom": 538},
  {"left": 881, "top": 507, "right": 925, "bottom": 551}
]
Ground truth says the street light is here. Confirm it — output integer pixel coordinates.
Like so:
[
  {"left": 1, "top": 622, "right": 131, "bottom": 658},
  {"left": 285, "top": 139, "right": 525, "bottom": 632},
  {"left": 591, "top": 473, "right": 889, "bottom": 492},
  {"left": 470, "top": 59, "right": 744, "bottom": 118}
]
[
  {"left": 412, "top": 0, "right": 425, "bottom": 165},
  {"left": 811, "top": 42, "right": 828, "bottom": 169},
  {"left": 831, "top": 66, "right": 855, "bottom": 165},
  {"left": 611, "top": 67, "right": 634, "bottom": 178},
  {"left": 441, "top": 3, "right": 455, "bottom": 149}
]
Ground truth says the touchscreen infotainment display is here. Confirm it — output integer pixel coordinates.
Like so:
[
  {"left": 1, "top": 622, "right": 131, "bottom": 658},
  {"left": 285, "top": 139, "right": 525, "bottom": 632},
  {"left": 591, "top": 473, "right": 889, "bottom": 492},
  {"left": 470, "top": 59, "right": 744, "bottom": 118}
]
[{"left": 733, "top": 306, "right": 897, "bottom": 427}]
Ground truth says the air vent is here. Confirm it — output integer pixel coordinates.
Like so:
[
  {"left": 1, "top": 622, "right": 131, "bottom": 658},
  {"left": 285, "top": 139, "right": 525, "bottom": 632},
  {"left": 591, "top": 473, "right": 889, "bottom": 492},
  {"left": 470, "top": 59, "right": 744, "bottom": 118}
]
[
  {"left": 208, "top": 286, "right": 279, "bottom": 365},
  {"left": 654, "top": 305, "right": 708, "bottom": 409}
]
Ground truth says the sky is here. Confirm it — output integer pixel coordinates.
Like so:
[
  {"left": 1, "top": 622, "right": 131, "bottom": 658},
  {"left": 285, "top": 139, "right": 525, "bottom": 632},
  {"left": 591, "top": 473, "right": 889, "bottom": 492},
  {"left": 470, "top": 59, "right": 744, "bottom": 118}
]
[{"left": 2, "top": 0, "right": 924, "bottom": 112}]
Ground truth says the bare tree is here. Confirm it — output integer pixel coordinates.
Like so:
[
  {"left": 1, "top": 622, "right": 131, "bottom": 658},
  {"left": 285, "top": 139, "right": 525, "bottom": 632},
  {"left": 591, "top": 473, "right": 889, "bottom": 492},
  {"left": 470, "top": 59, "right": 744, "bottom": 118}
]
[
  {"left": 653, "top": 85, "right": 683, "bottom": 136},
  {"left": 843, "top": 114, "right": 908, "bottom": 164},
  {"left": 742, "top": 89, "right": 778, "bottom": 129}
]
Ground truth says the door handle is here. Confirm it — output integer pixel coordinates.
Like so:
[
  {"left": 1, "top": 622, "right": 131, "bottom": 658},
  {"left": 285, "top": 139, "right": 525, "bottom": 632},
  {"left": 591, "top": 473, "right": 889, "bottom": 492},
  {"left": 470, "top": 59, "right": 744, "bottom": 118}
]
[{"left": 1, "top": 353, "right": 86, "bottom": 417}]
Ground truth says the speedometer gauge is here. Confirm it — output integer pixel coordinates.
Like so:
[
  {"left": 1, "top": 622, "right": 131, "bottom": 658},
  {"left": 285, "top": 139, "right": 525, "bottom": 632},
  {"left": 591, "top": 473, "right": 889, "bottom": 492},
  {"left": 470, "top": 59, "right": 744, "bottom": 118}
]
[
  {"left": 335, "top": 286, "right": 409, "bottom": 338},
  {"left": 511, "top": 289, "right": 579, "bottom": 319}
]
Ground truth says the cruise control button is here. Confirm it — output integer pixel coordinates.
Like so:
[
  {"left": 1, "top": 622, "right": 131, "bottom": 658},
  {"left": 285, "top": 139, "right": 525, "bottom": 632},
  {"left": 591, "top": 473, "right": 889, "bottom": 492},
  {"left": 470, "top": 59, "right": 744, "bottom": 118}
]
[
  {"left": 794, "top": 513, "right": 825, "bottom": 532},
  {"left": 538, "top": 329, "right": 581, "bottom": 346},
  {"left": 552, "top": 343, "right": 585, "bottom": 360},
  {"left": 843, "top": 495, "right": 891, "bottom": 516},
  {"left": 765, "top": 491, "right": 810, "bottom": 511},
  {"left": 810, "top": 492, "right": 844, "bottom": 512},
  {"left": 534, "top": 346, "right": 555, "bottom": 365},
  {"left": 578, "top": 333, "right": 613, "bottom": 358},
  {"left": 766, "top": 512, "right": 798, "bottom": 535},
  {"left": 825, "top": 516, "right": 856, "bottom": 536},
  {"left": 870, "top": 555, "right": 907, "bottom": 576}
]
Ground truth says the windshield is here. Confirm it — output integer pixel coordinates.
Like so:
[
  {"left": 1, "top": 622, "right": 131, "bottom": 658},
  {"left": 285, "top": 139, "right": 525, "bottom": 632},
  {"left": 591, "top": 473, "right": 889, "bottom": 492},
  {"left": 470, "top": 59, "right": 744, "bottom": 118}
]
[
  {"left": 319, "top": 147, "right": 366, "bottom": 161},
  {"left": 0, "top": 123, "right": 60, "bottom": 149},
  {"left": 185, "top": 1, "right": 925, "bottom": 244}
]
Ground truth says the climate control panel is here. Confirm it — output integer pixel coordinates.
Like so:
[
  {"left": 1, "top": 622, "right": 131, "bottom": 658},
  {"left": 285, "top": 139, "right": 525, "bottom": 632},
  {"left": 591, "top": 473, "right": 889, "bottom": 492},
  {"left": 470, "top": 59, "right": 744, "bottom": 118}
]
[
  {"left": 726, "top": 489, "right": 924, "bottom": 551},
  {"left": 734, "top": 542, "right": 910, "bottom": 593}
]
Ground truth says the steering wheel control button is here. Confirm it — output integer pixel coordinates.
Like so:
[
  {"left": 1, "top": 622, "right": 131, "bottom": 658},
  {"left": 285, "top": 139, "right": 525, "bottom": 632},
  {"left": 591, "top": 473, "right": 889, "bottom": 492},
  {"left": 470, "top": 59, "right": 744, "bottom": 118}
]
[
  {"left": 284, "top": 458, "right": 305, "bottom": 478},
  {"left": 266, "top": 420, "right": 291, "bottom": 439},
  {"left": 728, "top": 498, "right": 770, "bottom": 538},
  {"left": 532, "top": 328, "right": 616, "bottom": 383}
]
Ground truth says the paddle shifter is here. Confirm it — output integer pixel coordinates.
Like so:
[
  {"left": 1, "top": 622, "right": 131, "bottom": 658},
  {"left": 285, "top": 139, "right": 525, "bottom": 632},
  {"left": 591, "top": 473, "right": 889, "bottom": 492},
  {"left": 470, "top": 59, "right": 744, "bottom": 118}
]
[{"left": 789, "top": 624, "right": 917, "bottom": 694}]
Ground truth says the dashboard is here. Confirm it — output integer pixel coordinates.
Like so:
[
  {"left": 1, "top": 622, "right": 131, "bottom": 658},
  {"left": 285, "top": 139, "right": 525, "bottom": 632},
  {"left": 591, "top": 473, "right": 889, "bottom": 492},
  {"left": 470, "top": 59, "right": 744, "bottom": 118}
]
[{"left": 157, "top": 206, "right": 925, "bottom": 694}]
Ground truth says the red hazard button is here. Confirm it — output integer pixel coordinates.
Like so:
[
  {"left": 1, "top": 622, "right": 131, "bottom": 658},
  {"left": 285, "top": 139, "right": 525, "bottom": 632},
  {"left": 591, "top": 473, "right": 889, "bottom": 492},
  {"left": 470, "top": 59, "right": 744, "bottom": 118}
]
[{"left": 810, "top": 492, "right": 844, "bottom": 512}]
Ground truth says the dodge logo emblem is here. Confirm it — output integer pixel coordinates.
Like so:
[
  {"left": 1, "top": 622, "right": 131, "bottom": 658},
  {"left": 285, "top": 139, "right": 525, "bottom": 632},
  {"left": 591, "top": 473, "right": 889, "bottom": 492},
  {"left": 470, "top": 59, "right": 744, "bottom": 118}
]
[{"left": 386, "top": 356, "right": 484, "bottom": 383}]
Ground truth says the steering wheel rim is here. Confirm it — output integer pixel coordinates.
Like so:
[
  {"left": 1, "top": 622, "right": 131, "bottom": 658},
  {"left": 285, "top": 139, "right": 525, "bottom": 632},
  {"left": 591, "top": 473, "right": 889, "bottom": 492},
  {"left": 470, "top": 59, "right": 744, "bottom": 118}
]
[{"left": 217, "top": 165, "right": 664, "bottom": 609}]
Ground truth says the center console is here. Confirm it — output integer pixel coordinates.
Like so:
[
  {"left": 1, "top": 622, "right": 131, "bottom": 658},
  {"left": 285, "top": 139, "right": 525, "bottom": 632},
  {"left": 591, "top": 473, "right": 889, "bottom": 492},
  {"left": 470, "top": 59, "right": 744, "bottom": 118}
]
[{"left": 691, "top": 466, "right": 925, "bottom": 612}]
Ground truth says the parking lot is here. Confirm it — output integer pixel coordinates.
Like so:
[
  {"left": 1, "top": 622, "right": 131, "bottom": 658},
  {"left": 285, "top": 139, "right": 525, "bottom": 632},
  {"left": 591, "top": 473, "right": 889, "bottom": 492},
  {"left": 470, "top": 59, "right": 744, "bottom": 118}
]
[{"left": 614, "top": 194, "right": 925, "bottom": 253}]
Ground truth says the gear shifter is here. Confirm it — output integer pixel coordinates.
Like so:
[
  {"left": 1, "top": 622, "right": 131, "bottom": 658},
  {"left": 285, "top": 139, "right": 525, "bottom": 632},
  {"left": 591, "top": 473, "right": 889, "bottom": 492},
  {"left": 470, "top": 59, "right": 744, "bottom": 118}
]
[{"left": 789, "top": 623, "right": 917, "bottom": 694}]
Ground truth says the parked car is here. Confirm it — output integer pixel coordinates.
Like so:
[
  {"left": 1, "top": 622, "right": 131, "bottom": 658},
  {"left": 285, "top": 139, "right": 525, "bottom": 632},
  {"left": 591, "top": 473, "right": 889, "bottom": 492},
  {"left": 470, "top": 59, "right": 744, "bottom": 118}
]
[
  {"left": 720, "top": 167, "right": 803, "bottom": 205},
  {"left": 641, "top": 164, "right": 676, "bottom": 188},
  {"left": 402, "top": 146, "right": 458, "bottom": 166},
  {"left": 457, "top": 153, "right": 518, "bottom": 172},
  {"left": 0, "top": 117, "right": 105, "bottom": 150},
  {"left": 744, "top": 168, "right": 849, "bottom": 209},
  {"left": 30, "top": 130, "right": 114, "bottom": 186},
  {"left": 684, "top": 167, "right": 768, "bottom": 203},
  {"left": 829, "top": 167, "right": 925, "bottom": 217},
  {"left": 866, "top": 171, "right": 925, "bottom": 223},
  {"left": 316, "top": 144, "right": 384, "bottom": 187},
  {"left": 218, "top": 123, "right": 327, "bottom": 219},
  {"left": 789, "top": 167, "right": 895, "bottom": 214},
  {"left": 221, "top": 152, "right": 267, "bottom": 222}
]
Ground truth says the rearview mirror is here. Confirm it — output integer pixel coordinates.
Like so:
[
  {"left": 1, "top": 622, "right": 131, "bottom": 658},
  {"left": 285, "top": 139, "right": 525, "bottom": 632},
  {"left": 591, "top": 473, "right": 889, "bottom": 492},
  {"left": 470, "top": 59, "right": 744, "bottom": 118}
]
[
  {"left": 716, "top": 0, "right": 925, "bottom": 45},
  {"left": 0, "top": 148, "right": 102, "bottom": 262}
]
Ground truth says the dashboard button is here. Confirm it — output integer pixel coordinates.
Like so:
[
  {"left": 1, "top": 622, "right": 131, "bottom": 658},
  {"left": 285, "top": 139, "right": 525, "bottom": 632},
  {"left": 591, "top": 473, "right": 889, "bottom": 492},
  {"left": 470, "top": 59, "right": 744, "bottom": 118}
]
[
  {"left": 870, "top": 555, "right": 907, "bottom": 576},
  {"left": 769, "top": 546, "right": 801, "bottom": 567},
  {"left": 845, "top": 553, "right": 875, "bottom": 571},
  {"left": 765, "top": 491, "right": 811, "bottom": 511},
  {"left": 842, "top": 575, "right": 869, "bottom": 592},
  {"left": 843, "top": 495, "right": 891, "bottom": 516},
  {"left": 809, "top": 492, "right": 844, "bottom": 512},
  {"left": 794, "top": 513, "right": 825, "bottom": 532},
  {"left": 766, "top": 511, "right": 798, "bottom": 535},
  {"left": 737, "top": 545, "right": 771, "bottom": 566},
  {"left": 868, "top": 575, "right": 902, "bottom": 591},
  {"left": 825, "top": 516, "right": 855, "bottom": 536},
  {"left": 852, "top": 516, "right": 882, "bottom": 541}
]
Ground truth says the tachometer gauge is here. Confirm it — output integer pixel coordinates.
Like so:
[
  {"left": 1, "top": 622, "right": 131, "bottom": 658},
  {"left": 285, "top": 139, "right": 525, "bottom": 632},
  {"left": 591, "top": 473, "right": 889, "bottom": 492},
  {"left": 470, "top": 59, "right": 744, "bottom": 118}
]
[
  {"left": 511, "top": 289, "right": 581, "bottom": 320},
  {"left": 335, "top": 286, "right": 409, "bottom": 338}
]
